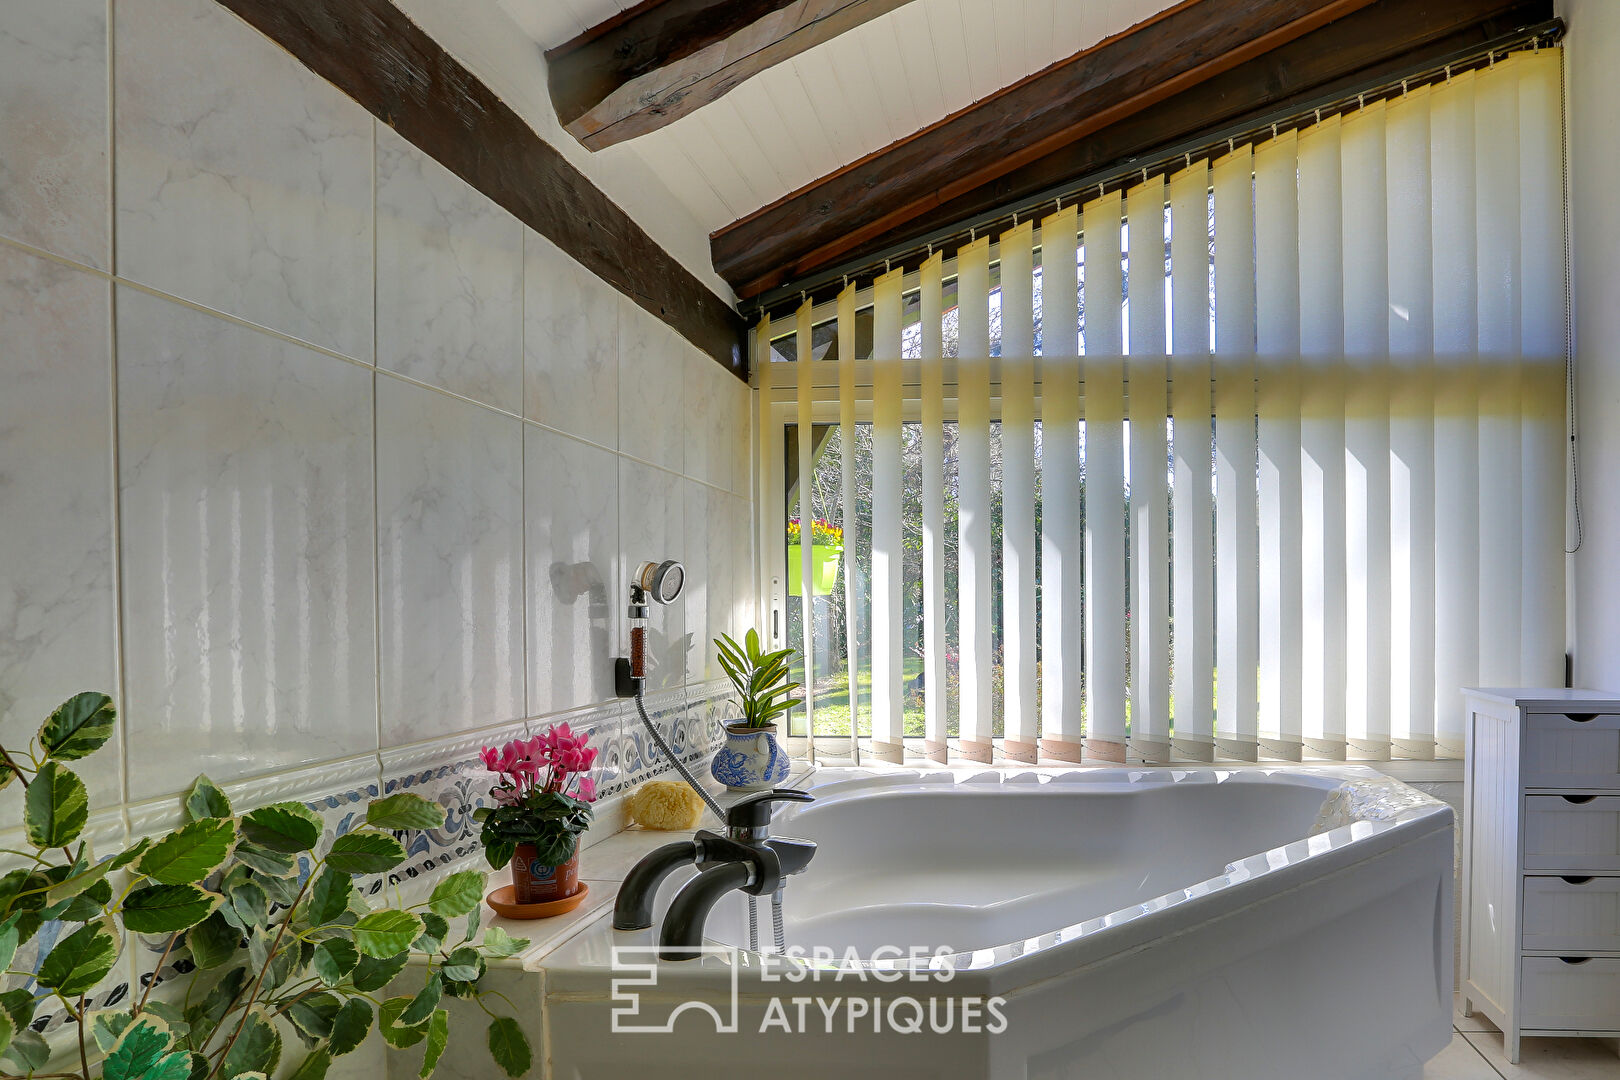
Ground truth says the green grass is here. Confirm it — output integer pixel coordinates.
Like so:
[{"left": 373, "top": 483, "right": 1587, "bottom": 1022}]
[{"left": 799, "top": 657, "right": 926, "bottom": 738}]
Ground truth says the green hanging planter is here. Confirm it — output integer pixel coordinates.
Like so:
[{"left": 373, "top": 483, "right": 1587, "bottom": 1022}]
[{"left": 787, "top": 543, "right": 841, "bottom": 596}]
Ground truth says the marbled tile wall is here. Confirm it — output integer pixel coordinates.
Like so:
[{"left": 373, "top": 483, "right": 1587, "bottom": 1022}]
[{"left": 0, "top": 0, "right": 752, "bottom": 867}]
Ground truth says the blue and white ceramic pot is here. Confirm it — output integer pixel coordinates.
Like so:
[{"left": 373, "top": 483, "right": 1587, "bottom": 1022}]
[{"left": 710, "top": 721, "right": 791, "bottom": 791}]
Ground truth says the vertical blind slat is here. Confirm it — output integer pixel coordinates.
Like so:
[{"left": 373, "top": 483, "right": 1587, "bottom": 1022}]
[
  {"left": 1430, "top": 71, "right": 1480, "bottom": 754},
  {"left": 919, "top": 253, "right": 949, "bottom": 759},
  {"left": 1476, "top": 58, "right": 1525, "bottom": 689},
  {"left": 1342, "top": 102, "right": 1393, "bottom": 759},
  {"left": 756, "top": 315, "right": 774, "bottom": 644},
  {"left": 870, "top": 269, "right": 906, "bottom": 756},
  {"left": 1386, "top": 86, "right": 1438, "bottom": 757},
  {"left": 1298, "top": 115, "right": 1349, "bottom": 759},
  {"left": 836, "top": 285, "right": 862, "bottom": 759},
  {"left": 1255, "top": 131, "right": 1305, "bottom": 758},
  {"left": 1000, "top": 222, "right": 1039, "bottom": 757},
  {"left": 1170, "top": 162, "right": 1215, "bottom": 759},
  {"left": 1213, "top": 147, "right": 1259, "bottom": 758},
  {"left": 1517, "top": 51, "right": 1567, "bottom": 686},
  {"left": 1039, "top": 206, "right": 1083, "bottom": 757},
  {"left": 1126, "top": 177, "right": 1171, "bottom": 762},
  {"left": 1082, "top": 193, "right": 1128, "bottom": 758},
  {"left": 956, "top": 237, "right": 995, "bottom": 760},
  {"left": 796, "top": 301, "right": 817, "bottom": 740}
]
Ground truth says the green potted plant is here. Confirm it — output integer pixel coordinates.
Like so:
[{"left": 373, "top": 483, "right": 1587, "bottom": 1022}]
[
  {"left": 786, "top": 518, "right": 842, "bottom": 596},
  {"left": 0, "top": 691, "right": 535, "bottom": 1080},
  {"left": 709, "top": 631, "right": 800, "bottom": 791}
]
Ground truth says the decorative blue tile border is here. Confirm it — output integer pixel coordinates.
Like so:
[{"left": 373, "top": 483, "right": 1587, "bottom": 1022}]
[{"left": 376, "top": 682, "right": 733, "bottom": 900}]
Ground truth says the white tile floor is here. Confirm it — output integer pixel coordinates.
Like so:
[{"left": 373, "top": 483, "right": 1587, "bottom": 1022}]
[{"left": 1426, "top": 997, "right": 1620, "bottom": 1078}]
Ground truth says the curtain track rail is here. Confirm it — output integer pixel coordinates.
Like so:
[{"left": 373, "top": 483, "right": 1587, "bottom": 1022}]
[{"left": 745, "top": 17, "right": 1565, "bottom": 323}]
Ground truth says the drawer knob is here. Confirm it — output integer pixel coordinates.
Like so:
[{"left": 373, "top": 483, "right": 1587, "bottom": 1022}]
[
  {"left": 1558, "top": 956, "right": 1593, "bottom": 965},
  {"left": 1565, "top": 713, "right": 1598, "bottom": 723},
  {"left": 1561, "top": 794, "right": 1597, "bottom": 804},
  {"left": 1560, "top": 876, "right": 1595, "bottom": 885}
]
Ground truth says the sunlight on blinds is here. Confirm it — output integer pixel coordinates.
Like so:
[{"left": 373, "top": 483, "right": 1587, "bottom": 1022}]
[
  {"left": 1039, "top": 205, "right": 1083, "bottom": 759},
  {"left": 751, "top": 47, "right": 1566, "bottom": 765},
  {"left": 1000, "top": 221, "right": 1038, "bottom": 760},
  {"left": 1083, "top": 191, "right": 1128, "bottom": 761},
  {"left": 956, "top": 237, "right": 994, "bottom": 761}
]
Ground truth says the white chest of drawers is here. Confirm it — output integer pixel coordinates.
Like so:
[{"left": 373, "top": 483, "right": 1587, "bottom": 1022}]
[{"left": 1461, "top": 688, "right": 1620, "bottom": 1063}]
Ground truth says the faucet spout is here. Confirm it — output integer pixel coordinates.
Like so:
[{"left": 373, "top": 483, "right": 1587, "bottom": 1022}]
[
  {"left": 612, "top": 839, "right": 699, "bottom": 931},
  {"left": 659, "top": 861, "right": 754, "bottom": 961}
]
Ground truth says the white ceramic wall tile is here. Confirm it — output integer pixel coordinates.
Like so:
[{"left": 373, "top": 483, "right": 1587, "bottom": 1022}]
[
  {"left": 376, "top": 124, "right": 523, "bottom": 412},
  {"left": 730, "top": 493, "right": 756, "bottom": 633},
  {"left": 732, "top": 375, "right": 752, "bottom": 497},
  {"left": 0, "top": 247, "right": 119, "bottom": 811},
  {"left": 114, "top": 0, "right": 372, "bottom": 359},
  {"left": 617, "top": 297, "right": 685, "bottom": 471},
  {"left": 525, "top": 425, "right": 619, "bottom": 715},
  {"left": 682, "top": 348, "right": 727, "bottom": 490},
  {"left": 116, "top": 289, "right": 377, "bottom": 799},
  {"left": 377, "top": 377, "right": 525, "bottom": 744},
  {"left": 0, "top": 0, "right": 109, "bottom": 268},
  {"left": 524, "top": 229, "right": 618, "bottom": 448},
  {"left": 619, "top": 458, "right": 688, "bottom": 689},
  {"left": 708, "top": 367, "right": 741, "bottom": 492},
  {"left": 684, "top": 478, "right": 741, "bottom": 682}
]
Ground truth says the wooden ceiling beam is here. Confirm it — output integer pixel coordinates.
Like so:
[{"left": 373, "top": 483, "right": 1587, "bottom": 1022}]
[
  {"left": 548, "top": 0, "right": 918, "bottom": 151},
  {"left": 803, "top": 0, "right": 1554, "bottom": 297},
  {"left": 215, "top": 0, "right": 747, "bottom": 377},
  {"left": 712, "top": 0, "right": 1398, "bottom": 299}
]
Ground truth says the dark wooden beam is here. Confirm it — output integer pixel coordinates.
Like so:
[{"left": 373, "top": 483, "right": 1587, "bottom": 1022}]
[
  {"left": 215, "top": 0, "right": 748, "bottom": 378},
  {"left": 822, "top": 0, "right": 1554, "bottom": 290},
  {"left": 713, "top": 0, "right": 1396, "bottom": 299},
  {"left": 548, "top": 0, "right": 916, "bottom": 151}
]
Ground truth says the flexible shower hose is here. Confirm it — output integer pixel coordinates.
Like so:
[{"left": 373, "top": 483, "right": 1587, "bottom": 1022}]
[
  {"left": 633, "top": 683, "right": 787, "bottom": 953},
  {"left": 633, "top": 682, "right": 725, "bottom": 823}
]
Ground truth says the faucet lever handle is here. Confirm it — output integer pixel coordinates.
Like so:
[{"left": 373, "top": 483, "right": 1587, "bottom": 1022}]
[{"left": 725, "top": 788, "right": 814, "bottom": 833}]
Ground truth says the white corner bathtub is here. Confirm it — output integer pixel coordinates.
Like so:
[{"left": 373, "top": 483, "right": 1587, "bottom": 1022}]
[{"left": 542, "top": 767, "right": 1455, "bottom": 1080}]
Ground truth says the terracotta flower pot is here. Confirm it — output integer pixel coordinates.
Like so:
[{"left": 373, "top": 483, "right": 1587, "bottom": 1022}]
[{"left": 510, "top": 843, "right": 580, "bottom": 904}]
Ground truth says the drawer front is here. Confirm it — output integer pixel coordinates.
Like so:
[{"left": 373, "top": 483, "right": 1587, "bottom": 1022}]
[
  {"left": 1524, "top": 712, "right": 1620, "bottom": 790},
  {"left": 1524, "top": 796, "right": 1620, "bottom": 872},
  {"left": 1519, "top": 956, "right": 1620, "bottom": 1031},
  {"left": 1522, "top": 876, "right": 1620, "bottom": 952}
]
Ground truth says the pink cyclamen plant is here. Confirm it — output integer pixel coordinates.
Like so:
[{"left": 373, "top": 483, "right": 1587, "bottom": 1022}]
[{"left": 475, "top": 722, "right": 598, "bottom": 870}]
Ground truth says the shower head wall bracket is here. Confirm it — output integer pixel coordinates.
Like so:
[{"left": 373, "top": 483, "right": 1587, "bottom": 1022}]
[{"left": 615, "top": 559, "right": 686, "bottom": 697}]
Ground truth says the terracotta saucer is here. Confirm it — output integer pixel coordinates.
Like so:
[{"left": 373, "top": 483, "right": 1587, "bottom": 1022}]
[{"left": 486, "top": 882, "right": 590, "bottom": 920}]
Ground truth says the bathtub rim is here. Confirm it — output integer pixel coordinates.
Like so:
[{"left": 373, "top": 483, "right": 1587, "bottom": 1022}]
[
  {"left": 751, "top": 765, "right": 1450, "bottom": 973},
  {"left": 540, "top": 765, "right": 1454, "bottom": 993}
]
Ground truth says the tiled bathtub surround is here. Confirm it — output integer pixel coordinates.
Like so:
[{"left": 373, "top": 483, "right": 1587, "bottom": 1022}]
[{"left": 0, "top": 0, "right": 752, "bottom": 863}]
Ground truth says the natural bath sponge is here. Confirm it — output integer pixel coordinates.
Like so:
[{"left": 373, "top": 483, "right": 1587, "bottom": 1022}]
[{"left": 629, "top": 780, "right": 706, "bottom": 831}]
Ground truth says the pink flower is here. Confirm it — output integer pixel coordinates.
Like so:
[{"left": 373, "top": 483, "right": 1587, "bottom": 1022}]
[
  {"left": 491, "top": 785, "right": 521, "bottom": 807},
  {"left": 575, "top": 776, "right": 597, "bottom": 803},
  {"left": 499, "top": 741, "right": 522, "bottom": 772},
  {"left": 479, "top": 746, "right": 500, "bottom": 771}
]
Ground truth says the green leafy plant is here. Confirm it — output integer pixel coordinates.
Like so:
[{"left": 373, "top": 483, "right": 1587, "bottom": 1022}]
[
  {"left": 0, "top": 692, "right": 534, "bottom": 1079},
  {"left": 714, "top": 630, "right": 802, "bottom": 730}
]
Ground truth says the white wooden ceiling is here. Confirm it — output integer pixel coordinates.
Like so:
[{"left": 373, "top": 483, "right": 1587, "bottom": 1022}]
[{"left": 497, "top": 0, "right": 1181, "bottom": 235}]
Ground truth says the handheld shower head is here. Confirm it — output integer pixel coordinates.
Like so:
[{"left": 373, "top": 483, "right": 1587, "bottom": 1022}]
[
  {"left": 617, "top": 559, "right": 686, "bottom": 697},
  {"left": 633, "top": 559, "right": 684, "bottom": 606}
]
